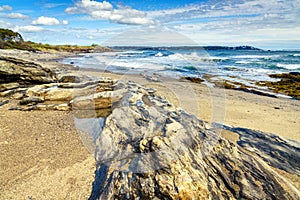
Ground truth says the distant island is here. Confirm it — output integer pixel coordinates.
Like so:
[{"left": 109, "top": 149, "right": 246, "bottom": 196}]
[{"left": 110, "top": 45, "right": 262, "bottom": 51}]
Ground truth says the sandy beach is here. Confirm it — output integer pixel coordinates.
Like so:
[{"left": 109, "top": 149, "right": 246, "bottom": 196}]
[{"left": 0, "top": 49, "right": 299, "bottom": 199}]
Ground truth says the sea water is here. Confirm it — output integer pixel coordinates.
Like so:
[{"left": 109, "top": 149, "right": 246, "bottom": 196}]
[{"left": 62, "top": 48, "right": 300, "bottom": 89}]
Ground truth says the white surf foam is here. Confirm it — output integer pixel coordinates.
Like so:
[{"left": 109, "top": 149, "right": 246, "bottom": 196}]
[{"left": 277, "top": 63, "right": 300, "bottom": 70}]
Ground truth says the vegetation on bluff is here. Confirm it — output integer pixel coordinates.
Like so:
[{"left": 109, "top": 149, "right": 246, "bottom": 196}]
[
  {"left": 0, "top": 28, "right": 111, "bottom": 53},
  {"left": 0, "top": 29, "right": 24, "bottom": 49}
]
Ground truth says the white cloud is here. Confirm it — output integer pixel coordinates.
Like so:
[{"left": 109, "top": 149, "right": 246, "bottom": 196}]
[
  {"left": 107, "top": 7, "right": 154, "bottom": 25},
  {"left": 144, "top": 0, "right": 300, "bottom": 48},
  {"left": 31, "top": 16, "right": 69, "bottom": 26},
  {"left": 1, "top": 0, "right": 297, "bottom": 48},
  {"left": 43, "top": 3, "right": 66, "bottom": 9},
  {"left": 65, "top": 0, "right": 154, "bottom": 25},
  {"left": 148, "top": 0, "right": 300, "bottom": 25},
  {"left": 65, "top": 0, "right": 113, "bottom": 14},
  {"left": 32, "top": 16, "right": 60, "bottom": 26},
  {"left": 15, "top": 25, "right": 45, "bottom": 33},
  {"left": 0, "top": 5, "right": 12, "bottom": 11},
  {"left": 62, "top": 20, "right": 69, "bottom": 25},
  {"left": 6, "top": 13, "right": 29, "bottom": 19}
]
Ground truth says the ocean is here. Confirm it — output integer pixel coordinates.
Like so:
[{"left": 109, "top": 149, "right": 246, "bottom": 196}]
[{"left": 61, "top": 47, "right": 300, "bottom": 92}]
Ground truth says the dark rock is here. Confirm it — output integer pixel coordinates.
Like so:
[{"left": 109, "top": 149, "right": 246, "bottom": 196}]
[
  {"left": 257, "top": 72, "right": 300, "bottom": 99},
  {"left": 216, "top": 80, "right": 278, "bottom": 98},
  {"left": 0, "top": 56, "right": 55, "bottom": 84},
  {"left": 182, "top": 76, "right": 205, "bottom": 84},
  {"left": 19, "top": 96, "right": 44, "bottom": 105},
  {"left": 0, "top": 82, "right": 20, "bottom": 92},
  {"left": 58, "top": 74, "right": 81, "bottom": 83},
  {"left": 0, "top": 100, "right": 9, "bottom": 107},
  {"left": 289, "top": 72, "right": 300, "bottom": 76}
]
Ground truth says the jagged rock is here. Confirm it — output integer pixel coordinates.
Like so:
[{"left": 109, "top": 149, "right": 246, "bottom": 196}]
[
  {"left": 54, "top": 103, "right": 70, "bottom": 111},
  {"left": 58, "top": 74, "right": 81, "bottom": 83},
  {"left": 182, "top": 76, "right": 205, "bottom": 83},
  {"left": 0, "top": 100, "right": 9, "bottom": 107},
  {"left": 19, "top": 96, "right": 44, "bottom": 105},
  {"left": 0, "top": 82, "right": 20, "bottom": 92},
  {"left": 0, "top": 56, "right": 55, "bottom": 84},
  {"left": 86, "top": 81, "right": 299, "bottom": 200},
  {"left": 0, "top": 89, "right": 15, "bottom": 97},
  {"left": 0, "top": 87, "right": 26, "bottom": 98}
]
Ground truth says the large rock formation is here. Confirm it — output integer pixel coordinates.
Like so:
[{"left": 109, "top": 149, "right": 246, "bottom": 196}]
[
  {"left": 0, "top": 56, "right": 55, "bottom": 84},
  {"left": 87, "top": 82, "right": 300, "bottom": 200}
]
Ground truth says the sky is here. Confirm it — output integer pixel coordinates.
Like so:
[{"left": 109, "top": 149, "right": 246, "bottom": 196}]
[{"left": 0, "top": 0, "right": 299, "bottom": 49}]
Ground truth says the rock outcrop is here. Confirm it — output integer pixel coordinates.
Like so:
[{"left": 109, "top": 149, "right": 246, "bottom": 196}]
[
  {"left": 257, "top": 72, "right": 300, "bottom": 99},
  {"left": 0, "top": 56, "right": 55, "bottom": 84},
  {"left": 219, "top": 124, "right": 300, "bottom": 176},
  {"left": 88, "top": 82, "right": 300, "bottom": 200}
]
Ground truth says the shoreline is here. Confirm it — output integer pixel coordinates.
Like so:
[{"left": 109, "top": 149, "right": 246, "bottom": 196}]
[
  {"left": 0, "top": 49, "right": 299, "bottom": 198},
  {"left": 60, "top": 51, "right": 300, "bottom": 101},
  {"left": 69, "top": 64, "right": 300, "bottom": 141}
]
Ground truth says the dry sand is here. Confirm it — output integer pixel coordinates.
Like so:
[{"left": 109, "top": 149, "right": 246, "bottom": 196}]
[
  {"left": 0, "top": 109, "right": 95, "bottom": 199},
  {"left": 0, "top": 50, "right": 299, "bottom": 199}
]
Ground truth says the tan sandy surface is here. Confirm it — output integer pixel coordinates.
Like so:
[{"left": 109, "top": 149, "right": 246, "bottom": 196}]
[
  {"left": 0, "top": 50, "right": 299, "bottom": 199},
  {"left": 0, "top": 109, "right": 95, "bottom": 199}
]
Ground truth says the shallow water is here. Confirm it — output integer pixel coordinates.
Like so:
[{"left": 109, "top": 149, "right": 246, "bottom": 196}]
[{"left": 61, "top": 48, "right": 300, "bottom": 90}]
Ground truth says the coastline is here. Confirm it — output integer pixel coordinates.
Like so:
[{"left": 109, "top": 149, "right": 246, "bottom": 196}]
[
  {"left": 72, "top": 66, "right": 300, "bottom": 141},
  {"left": 0, "top": 49, "right": 299, "bottom": 198}
]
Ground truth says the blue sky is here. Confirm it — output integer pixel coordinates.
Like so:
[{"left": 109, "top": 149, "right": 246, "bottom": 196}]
[{"left": 0, "top": 0, "right": 299, "bottom": 49}]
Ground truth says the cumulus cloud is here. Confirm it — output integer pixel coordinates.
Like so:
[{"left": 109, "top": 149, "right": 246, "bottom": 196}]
[
  {"left": 31, "top": 16, "right": 69, "bottom": 26},
  {"left": 62, "top": 20, "right": 69, "bottom": 25},
  {"left": 32, "top": 16, "right": 60, "bottom": 25},
  {"left": 107, "top": 7, "right": 154, "bottom": 25},
  {"left": 6, "top": 13, "right": 29, "bottom": 19},
  {"left": 65, "top": 0, "right": 154, "bottom": 25},
  {"left": 0, "top": 5, "right": 12, "bottom": 11},
  {"left": 15, "top": 25, "right": 45, "bottom": 33},
  {"left": 65, "top": 0, "right": 113, "bottom": 14}
]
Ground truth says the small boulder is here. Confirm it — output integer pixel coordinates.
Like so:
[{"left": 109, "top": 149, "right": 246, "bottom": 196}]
[{"left": 19, "top": 96, "right": 44, "bottom": 105}]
